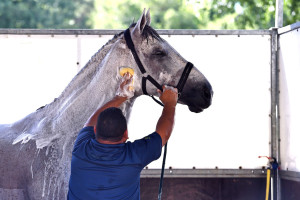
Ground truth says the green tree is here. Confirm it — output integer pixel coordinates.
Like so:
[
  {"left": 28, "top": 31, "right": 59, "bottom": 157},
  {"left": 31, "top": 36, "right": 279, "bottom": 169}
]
[
  {"left": 93, "top": 0, "right": 299, "bottom": 29},
  {"left": 0, "top": 0, "right": 94, "bottom": 28},
  {"left": 284, "top": 0, "right": 300, "bottom": 26},
  {"left": 93, "top": 0, "right": 201, "bottom": 29},
  {"left": 207, "top": 0, "right": 300, "bottom": 29},
  {"left": 0, "top": 0, "right": 299, "bottom": 29}
]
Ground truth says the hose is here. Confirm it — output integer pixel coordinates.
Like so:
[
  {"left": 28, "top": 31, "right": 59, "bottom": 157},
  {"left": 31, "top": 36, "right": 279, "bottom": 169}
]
[{"left": 265, "top": 168, "right": 271, "bottom": 200}]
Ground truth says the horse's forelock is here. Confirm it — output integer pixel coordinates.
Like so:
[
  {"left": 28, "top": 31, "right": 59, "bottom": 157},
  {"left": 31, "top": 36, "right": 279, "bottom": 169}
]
[{"left": 129, "top": 23, "right": 163, "bottom": 42}]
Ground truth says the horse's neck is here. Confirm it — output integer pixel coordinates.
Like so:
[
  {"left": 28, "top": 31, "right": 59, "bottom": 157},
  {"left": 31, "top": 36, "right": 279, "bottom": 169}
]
[
  {"left": 46, "top": 62, "right": 135, "bottom": 133},
  {"left": 14, "top": 33, "right": 136, "bottom": 141}
]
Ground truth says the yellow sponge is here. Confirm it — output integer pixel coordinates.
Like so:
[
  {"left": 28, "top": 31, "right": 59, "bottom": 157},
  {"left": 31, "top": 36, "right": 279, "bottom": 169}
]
[
  {"left": 119, "top": 67, "right": 134, "bottom": 91},
  {"left": 119, "top": 67, "right": 134, "bottom": 77}
]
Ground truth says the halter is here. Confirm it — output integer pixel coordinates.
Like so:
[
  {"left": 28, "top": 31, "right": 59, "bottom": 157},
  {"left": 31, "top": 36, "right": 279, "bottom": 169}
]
[
  {"left": 124, "top": 28, "right": 193, "bottom": 200},
  {"left": 124, "top": 29, "right": 193, "bottom": 106}
]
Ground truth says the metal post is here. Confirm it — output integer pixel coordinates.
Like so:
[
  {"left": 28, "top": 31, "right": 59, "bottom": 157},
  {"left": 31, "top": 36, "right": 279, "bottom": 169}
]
[
  {"left": 270, "top": 28, "right": 281, "bottom": 200},
  {"left": 275, "top": 0, "right": 284, "bottom": 28},
  {"left": 76, "top": 36, "right": 82, "bottom": 71}
]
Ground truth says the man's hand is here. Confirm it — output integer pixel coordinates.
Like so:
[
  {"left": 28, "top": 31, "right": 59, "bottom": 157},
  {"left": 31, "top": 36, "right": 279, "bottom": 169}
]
[
  {"left": 156, "top": 85, "right": 178, "bottom": 146},
  {"left": 158, "top": 86, "right": 178, "bottom": 107},
  {"left": 116, "top": 72, "right": 135, "bottom": 99}
]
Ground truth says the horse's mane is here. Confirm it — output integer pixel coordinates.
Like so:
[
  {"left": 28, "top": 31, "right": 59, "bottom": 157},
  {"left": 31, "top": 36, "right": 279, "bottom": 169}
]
[
  {"left": 56, "top": 24, "right": 161, "bottom": 101},
  {"left": 36, "top": 24, "right": 162, "bottom": 111},
  {"left": 83, "top": 32, "right": 124, "bottom": 71},
  {"left": 36, "top": 32, "right": 124, "bottom": 111}
]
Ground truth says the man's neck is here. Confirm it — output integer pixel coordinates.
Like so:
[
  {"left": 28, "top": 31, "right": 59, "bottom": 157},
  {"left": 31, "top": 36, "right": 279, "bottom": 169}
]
[{"left": 96, "top": 138, "right": 126, "bottom": 145}]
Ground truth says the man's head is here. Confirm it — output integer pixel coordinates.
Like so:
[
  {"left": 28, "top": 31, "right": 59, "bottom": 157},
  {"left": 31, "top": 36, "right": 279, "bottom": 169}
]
[{"left": 95, "top": 107, "right": 127, "bottom": 142}]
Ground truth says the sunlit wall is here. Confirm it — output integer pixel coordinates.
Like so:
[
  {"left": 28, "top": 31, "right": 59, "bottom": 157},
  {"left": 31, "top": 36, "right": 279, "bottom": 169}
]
[{"left": 0, "top": 33, "right": 271, "bottom": 169}]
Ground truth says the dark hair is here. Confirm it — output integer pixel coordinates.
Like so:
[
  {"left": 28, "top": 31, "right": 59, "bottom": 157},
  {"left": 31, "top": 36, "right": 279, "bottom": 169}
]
[
  {"left": 129, "top": 23, "right": 163, "bottom": 42},
  {"left": 96, "top": 107, "right": 127, "bottom": 142}
]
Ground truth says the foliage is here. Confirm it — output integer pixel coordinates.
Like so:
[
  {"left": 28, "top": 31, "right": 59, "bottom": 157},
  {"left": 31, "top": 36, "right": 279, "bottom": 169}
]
[
  {"left": 0, "top": 0, "right": 94, "bottom": 28},
  {"left": 0, "top": 0, "right": 299, "bottom": 29},
  {"left": 93, "top": 0, "right": 299, "bottom": 29}
]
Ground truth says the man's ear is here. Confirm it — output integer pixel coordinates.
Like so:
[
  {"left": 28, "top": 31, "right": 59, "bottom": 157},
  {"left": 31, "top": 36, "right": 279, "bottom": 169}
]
[
  {"left": 123, "top": 129, "right": 129, "bottom": 141},
  {"left": 94, "top": 126, "right": 97, "bottom": 135}
]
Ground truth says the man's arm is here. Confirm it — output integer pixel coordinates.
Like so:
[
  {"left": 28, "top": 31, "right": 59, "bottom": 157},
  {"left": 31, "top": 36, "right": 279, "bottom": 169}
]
[
  {"left": 84, "top": 73, "right": 133, "bottom": 127},
  {"left": 156, "top": 86, "right": 178, "bottom": 146},
  {"left": 84, "top": 96, "right": 127, "bottom": 127}
]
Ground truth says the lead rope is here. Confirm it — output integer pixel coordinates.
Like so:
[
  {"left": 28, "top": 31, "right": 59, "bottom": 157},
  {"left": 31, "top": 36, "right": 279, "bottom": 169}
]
[
  {"left": 158, "top": 142, "right": 167, "bottom": 200},
  {"left": 157, "top": 62, "right": 193, "bottom": 200},
  {"left": 152, "top": 96, "right": 166, "bottom": 200},
  {"left": 124, "top": 28, "right": 193, "bottom": 200}
]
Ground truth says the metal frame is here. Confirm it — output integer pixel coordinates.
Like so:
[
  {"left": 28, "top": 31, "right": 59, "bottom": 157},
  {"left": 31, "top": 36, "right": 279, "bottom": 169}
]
[
  {"left": 278, "top": 21, "right": 300, "bottom": 35},
  {"left": 275, "top": 0, "right": 284, "bottom": 28},
  {"left": 141, "top": 169, "right": 267, "bottom": 178},
  {"left": 280, "top": 171, "right": 300, "bottom": 182},
  {"left": 270, "top": 27, "right": 281, "bottom": 200},
  {"left": 0, "top": 29, "right": 272, "bottom": 36}
]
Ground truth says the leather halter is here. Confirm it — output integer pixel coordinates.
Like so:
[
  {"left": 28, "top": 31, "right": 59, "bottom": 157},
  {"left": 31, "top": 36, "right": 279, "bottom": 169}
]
[
  {"left": 124, "top": 28, "right": 194, "bottom": 200},
  {"left": 124, "top": 28, "right": 193, "bottom": 106}
]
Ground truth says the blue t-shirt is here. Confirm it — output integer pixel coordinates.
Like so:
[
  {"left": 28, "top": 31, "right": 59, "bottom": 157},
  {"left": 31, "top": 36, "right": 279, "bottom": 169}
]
[{"left": 68, "top": 126, "right": 162, "bottom": 200}]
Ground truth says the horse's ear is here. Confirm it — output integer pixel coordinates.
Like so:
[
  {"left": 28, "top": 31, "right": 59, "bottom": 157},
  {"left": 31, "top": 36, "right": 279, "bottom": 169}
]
[
  {"left": 146, "top": 8, "right": 151, "bottom": 26},
  {"left": 132, "top": 8, "right": 150, "bottom": 36}
]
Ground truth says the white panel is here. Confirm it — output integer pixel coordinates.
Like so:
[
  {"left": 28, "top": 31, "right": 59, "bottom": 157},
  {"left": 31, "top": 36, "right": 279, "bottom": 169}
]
[
  {"left": 78, "top": 35, "right": 114, "bottom": 69},
  {"left": 0, "top": 33, "right": 271, "bottom": 169},
  {"left": 129, "top": 35, "right": 271, "bottom": 169},
  {"left": 279, "top": 28, "right": 300, "bottom": 172},
  {"left": 0, "top": 35, "right": 78, "bottom": 123}
]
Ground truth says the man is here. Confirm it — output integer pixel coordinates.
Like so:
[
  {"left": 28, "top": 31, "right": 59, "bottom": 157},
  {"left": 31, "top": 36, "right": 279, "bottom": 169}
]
[{"left": 68, "top": 73, "right": 178, "bottom": 200}]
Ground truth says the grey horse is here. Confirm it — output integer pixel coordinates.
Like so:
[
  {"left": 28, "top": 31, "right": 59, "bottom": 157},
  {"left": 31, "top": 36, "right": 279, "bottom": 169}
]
[{"left": 0, "top": 9, "right": 212, "bottom": 199}]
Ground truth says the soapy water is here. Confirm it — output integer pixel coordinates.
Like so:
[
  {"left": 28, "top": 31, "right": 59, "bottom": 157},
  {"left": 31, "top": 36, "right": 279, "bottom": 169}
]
[{"left": 116, "top": 71, "right": 135, "bottom": 99}]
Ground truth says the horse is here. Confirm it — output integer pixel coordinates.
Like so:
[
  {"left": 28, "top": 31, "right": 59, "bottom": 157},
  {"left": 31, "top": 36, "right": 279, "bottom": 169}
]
[{"left": 0, "top": 9, "right": 213, "bottom": 199}]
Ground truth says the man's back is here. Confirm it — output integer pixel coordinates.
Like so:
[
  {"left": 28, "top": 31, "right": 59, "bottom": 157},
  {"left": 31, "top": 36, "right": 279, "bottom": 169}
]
[{"left": 68, "top": 127, "right": 162, "bottom": 200}]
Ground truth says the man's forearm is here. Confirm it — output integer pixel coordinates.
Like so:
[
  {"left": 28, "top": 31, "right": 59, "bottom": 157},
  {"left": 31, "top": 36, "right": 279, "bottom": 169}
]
[
  {"left": 156, "top": 104, "right": 176, "bottom": 146},
  {"left": 84, "top": 95, "right": 127, "bottom": 127}
]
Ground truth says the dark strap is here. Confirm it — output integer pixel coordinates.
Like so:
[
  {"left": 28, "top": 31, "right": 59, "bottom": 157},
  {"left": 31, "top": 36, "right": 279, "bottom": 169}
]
[
  {"left": 142, "top": 63, "right": 193, "bottom": 100},
  {"left": 124, "top": 29, "right": 146, "bottom": 74},
  {"left": 144, "top": 75, "right": 164, "bottom": 93},
  {"left": 143, "top": 77, "right": 164, "bottom": 106},
  {"left": 142, "top": 77, "right": 148, "bottom": 95},
  {"left": 176, "top": 62, "right": 193, "bottom": 96},
  {"left": 158, "top": 142, "right": 168, "bottom": 200},
  {"left": 151, "top": 95, "right": 164, "bottom": 107}
]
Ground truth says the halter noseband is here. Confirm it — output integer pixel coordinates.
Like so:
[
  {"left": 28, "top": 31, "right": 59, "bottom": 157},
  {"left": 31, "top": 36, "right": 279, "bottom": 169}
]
[{"left": 124, "top": 28, "right": 193, "bottom": 106}]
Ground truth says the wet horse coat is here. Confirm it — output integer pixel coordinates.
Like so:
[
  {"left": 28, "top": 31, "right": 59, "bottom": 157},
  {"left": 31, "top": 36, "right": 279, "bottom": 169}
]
[{"left": 0, "top": 10, "right": 212, "bottom": 199}]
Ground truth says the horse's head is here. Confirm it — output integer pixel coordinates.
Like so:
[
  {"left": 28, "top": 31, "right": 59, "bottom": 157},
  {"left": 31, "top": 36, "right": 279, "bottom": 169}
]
[{"left": 123, "top": 9, "right": 213, "bottom": 113}]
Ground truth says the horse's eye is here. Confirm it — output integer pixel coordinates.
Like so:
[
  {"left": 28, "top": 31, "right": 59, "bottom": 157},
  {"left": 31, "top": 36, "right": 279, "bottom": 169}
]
[{"left": 153, "top": 50, "right": 166, "bottom": 56}]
